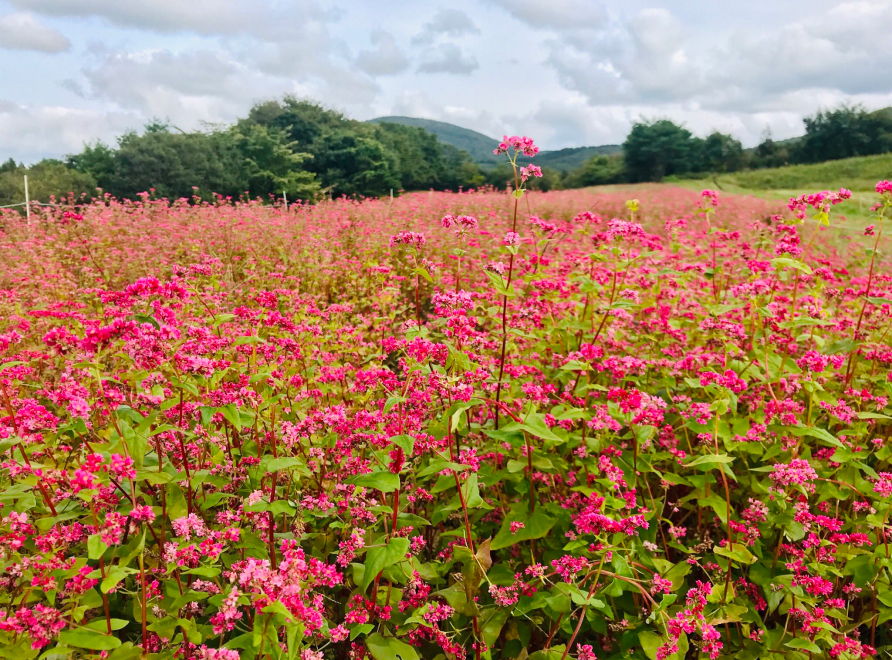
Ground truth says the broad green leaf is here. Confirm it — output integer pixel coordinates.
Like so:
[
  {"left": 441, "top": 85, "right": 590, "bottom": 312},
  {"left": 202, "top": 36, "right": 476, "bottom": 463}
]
[
  {"left": 58, "top": 629, "right": 122, "bottom": 650},
  {"left": 684, "top": 453, "right": 734, "bottom": 469},
  {"left": 360, "top": 538, "right": 410, "bottom": 592},
  {"left": 87, "top": 534, "right": 108, "bottom": 560},
  {"left": 491, "top": 511, "right": 556, "bottom": 550},
  {"left": 349, "top": 471, "right": 400, "bottom": 493},
  {"left": 713, "top": 544, "right": 757, "bottom": 565},
  {"left": 365, "top": 632, "right": 419, "bottom": 660}
]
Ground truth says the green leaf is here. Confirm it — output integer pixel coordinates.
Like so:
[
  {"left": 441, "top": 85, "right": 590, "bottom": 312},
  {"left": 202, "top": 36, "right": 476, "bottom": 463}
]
[
  {"left": 785, "top": 638, "right": 821, "bottom": 653},
  {"left": 491, "top": 511, "right": 556, "bottom": 550},
  {"left": 87, "top": 534, "right": 108, "bottom": 560},
  {"left": 83, "top": 618, "right": 129, "bottom": 632},
  {"left": 684, "top": 453, "right": 734, "bottom": 469},
  {"left": 349, "top": 471, "right": 400, "bottom": 493},
  {"left": 220, "top": 403, "right": 242, "bottom": 431},
  {"left": 771, "top": 257, "right": 812, "bottom": 274},
  {"left": 519, "top": 415, "right": 565, "bottom": 447},
  {"left": 58, "top": 629, "right": 122, "bottom": 651},
  {"left": 365, "top": 632, "right": 419, "bottom": 660},
  {"left": 701, "top": 494, "right": 730, "bottom": 524},
  {"left": 714, "top": 544, "right": 757, "bottom": 565},
  {"left": 388, "top": 435, "right": 415, "bottom": 456},
  {"left": 360, "top": 538, "right": 410, "bottom": 592},
  {"left": 101, "top": 566, "right": 134, "bottom": 593},
  {"left": 266, "top": 457, "right": 300, "bottom": 473}
]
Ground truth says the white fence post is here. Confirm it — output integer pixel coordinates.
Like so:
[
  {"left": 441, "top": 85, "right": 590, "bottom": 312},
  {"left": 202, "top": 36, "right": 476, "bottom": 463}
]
[
  {"left": 24, "top": 175, "right": 30, "bottom": 225},
  {"left": 283, "top": 191, "right": 288, "bottom": 211}
]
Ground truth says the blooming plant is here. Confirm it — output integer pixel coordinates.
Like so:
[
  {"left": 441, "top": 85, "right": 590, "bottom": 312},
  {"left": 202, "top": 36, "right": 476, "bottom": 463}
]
[{"left": 0, "top": 170, "right": 891, "bottom": 660}]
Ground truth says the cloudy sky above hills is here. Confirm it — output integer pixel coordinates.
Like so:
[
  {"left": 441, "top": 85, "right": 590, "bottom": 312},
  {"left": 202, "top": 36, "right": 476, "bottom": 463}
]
[{"left": 2, "top": 0, "right": 891, "bottom": 163}]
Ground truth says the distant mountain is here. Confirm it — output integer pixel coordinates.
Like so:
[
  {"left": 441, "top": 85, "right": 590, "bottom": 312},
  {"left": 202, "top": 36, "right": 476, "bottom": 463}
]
[
  {"left": 369, "top": 116, "right": 501, "bottom": 164},
  {"left": 368, "top": 116, "right": 620, "bottom": 172}
]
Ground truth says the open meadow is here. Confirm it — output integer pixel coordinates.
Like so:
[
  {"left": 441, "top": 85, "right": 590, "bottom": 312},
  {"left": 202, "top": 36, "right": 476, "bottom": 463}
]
[{"left": 1, "top": 162, "right": 892, "bottom": 660}]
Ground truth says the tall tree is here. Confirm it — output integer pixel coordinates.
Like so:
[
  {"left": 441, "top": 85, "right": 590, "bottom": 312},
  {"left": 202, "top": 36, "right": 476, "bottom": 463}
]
[{"left": 622, "top": 120, "right": 696, "bottom": 182}]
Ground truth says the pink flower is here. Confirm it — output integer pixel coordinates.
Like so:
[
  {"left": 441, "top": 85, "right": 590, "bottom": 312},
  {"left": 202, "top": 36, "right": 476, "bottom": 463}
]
[
  {"left": 700, "top": 189, "right": 720, "bottom": 207},
  {"left": 503, "top": 231, "right": 521, "bottom": 247},
  {"left": 494, "top": 135, "right": 539, "bottom": 157},
  {"left": 390, "top": 232, "right": 426, "bottom": 250},
  {"left": 578, "top": 644, "right": 598, "bottom": 660},
  {"left": 520, "top": 164, "right": 543, "bottom": 182},
  {"left": 770, "top": 459, "right": 818, "bottom": 494}
]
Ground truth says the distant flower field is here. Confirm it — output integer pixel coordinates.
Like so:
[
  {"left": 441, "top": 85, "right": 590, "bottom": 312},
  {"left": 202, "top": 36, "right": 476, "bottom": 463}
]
[{"left": 1, "top": 142, "right": 891, "bottom": 660}]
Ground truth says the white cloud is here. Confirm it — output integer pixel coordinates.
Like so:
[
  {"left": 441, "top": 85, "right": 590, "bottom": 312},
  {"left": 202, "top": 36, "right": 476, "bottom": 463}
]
[
  {"left": 0, "top": 13, "right": 70, "bottom": 52},
  {"left": 5, "top": 0, "right": 335, "bottom": 39},
  {"left": 356, "top": 30, "right": 409, "bottom": 76},
  {"left": 72, "top": 49, "right": 273, "bottom": 122},
  {"left": 412, "top": 8, "right": 479, "bottom": 45},
  {"left": 4, "top": 0, "right": 892, "bottom": 158},
  {"left": 0, "top": 100, "right": 136, "bottom": 162},
  {"left": 539, "top": 2, "right": 892, "bottom": 114},
  {"left": 417, "top": 43, "right": 478, "bottom": 75},
  {"left": 488, "top": 0, "right": 607, "bottom": 29}
]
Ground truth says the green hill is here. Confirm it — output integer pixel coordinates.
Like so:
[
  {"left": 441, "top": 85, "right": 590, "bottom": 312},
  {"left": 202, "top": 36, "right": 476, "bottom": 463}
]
[
  {"left": 533, "top": 145, "right": 622, "bottom": 172},
  {"left": 368, "top": 116, "right": 621, "bottom": 172},
  {"left": 369, "top": 116, "right": 500, "bottom": 164}
]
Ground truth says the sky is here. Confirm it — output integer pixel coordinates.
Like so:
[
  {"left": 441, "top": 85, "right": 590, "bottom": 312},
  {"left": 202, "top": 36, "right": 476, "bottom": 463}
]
[{"left": 1, "top": 0, "right": 892, "bottom": 163}]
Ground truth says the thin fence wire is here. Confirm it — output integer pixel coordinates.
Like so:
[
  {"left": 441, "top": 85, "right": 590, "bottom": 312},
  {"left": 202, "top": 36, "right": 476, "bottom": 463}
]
[{"left": 0, "top": 201, "right": 60, "bottom": 209}]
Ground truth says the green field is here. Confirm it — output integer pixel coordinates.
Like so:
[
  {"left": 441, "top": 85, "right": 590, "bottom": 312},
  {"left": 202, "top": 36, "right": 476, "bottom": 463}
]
[{"left": 663, "top": 153, "right": 892, "bottom": 228}]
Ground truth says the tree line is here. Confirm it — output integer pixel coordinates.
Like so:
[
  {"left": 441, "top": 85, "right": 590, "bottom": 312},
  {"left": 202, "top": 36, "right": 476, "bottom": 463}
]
[
  {"left": 572, "top": 104, "right": 892, "bottom": 186},
  {"left": 2, "top": 100, "right": 891, "bottom": 206}
]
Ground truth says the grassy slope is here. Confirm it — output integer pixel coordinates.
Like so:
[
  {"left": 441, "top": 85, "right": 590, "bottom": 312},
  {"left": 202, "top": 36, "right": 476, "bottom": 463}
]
[
  {"left": 663, "top": 153, "right": 892, "bottom": 228},
  {"left": 720, "top": 153, "right": 892, "bottom": 192}
]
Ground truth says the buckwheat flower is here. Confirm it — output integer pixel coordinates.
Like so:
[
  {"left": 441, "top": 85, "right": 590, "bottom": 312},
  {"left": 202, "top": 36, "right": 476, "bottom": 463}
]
[
  {"left": 873, "top": 472, "right": 892, "bottom": 498},
  {"left": 864, "top": 224, "right": 875, "bottom": 236},
  {"left": 70, "top": 468, "right": 100, "bottom": 493},
  {"left": 510, "top": 521, "right": 525, "bottom": 534},
  {"left": 503, "top": 231, "right": 521, "bottom": 247},
  {"left": 301, "top": 651, "right": 324, "bottom": 660},
  {"left": 877, "top": 180, "right": 892, "bottom": 195},
  {"left": 578, "top": 644, "right": 598, "bottom": 660},
  {"left": 620, "top": 289, "right": 640, "bottom": 304},
  {"left": 441, "top": 214, "right": 478, "bottom": 233},
  {"left": 108, "top": 454, "right": 136, "bottom": 480},
  {"left": 668, "top": 525, "right": 686, "bottom": 540},
  {"left": 770, "top": 459, "right": 818, "bottom": 493},
  {"left": 651, "top": 575, "right": 673, "bottom": 595},
  {"left": 198, "top": 648, "right": 240, "bottom": 660},
  {"left": 605, "top": 218, "right": 645, "bottom": 242},
  {"left": 530, "top": 216, "right": 558, "bottom": 234},
  {"left": 484, "top": 261, "right": 507, "bottom": 276},
  {"left": 494, "top": 135, "right": 539, "bottom": 157},
  {"left": 130, "top": 504, "right": 156, "bottom": 523},
  {"left": 520, "top": 164, "right": 542, "bottom": 182},
  {"left": 390, "top": 231, "right": 426, "bottom": 250},
  {"left": 700, "top": 189, "right": 720, "bottom": 207}
]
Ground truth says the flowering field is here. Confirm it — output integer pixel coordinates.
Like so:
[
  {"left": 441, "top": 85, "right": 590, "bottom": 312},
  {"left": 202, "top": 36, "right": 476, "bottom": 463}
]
[{"left": 1, "top": 140, "right": 892, "bottom": 660}]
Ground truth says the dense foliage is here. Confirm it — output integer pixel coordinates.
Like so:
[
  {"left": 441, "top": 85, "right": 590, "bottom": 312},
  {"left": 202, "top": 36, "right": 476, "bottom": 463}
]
[
  {"left": 4, "top": 102, "right": 891, "bottom": 208},
  {"left": 620, "top": 106, "right": 892, "bottom": 183},
  {"left": 0, "top": 99, "right": 488, "bottom": 207},
  {"left": 2, "top": 133, "right": 892, "bottom": 660}
]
